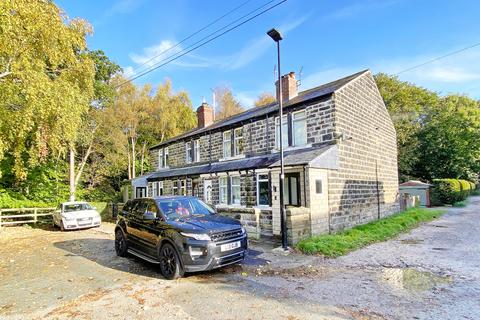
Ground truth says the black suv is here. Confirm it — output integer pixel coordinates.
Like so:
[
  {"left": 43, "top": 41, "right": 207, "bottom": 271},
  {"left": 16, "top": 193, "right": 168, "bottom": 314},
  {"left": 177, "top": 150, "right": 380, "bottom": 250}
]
[{"left": 115, "top": 196, "right": 248, "bottom": 279}]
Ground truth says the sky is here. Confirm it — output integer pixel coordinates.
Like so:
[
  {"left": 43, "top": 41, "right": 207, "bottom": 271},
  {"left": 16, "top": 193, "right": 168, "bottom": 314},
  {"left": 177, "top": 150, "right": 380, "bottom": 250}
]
[{"left": 56, "top": 0, "right": 480, "bottom": 107}]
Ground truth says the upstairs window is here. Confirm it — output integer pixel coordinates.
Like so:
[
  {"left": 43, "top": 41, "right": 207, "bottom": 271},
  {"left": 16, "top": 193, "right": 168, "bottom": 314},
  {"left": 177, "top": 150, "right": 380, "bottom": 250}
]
[
  {"left": 223, "top": 131, "right": 232, "bottom": 158},
  {"left": 292, "top": 110, "right": 307, "bottom": 146},
  {"left": 275, "top": 115, "right": 288, "bottom": 149},
  {"left": 186, "top": 142, "right": 193, "bottom": 163},
  {"left": 234, "top": 127, "right": 244, "bottom": 156},
  {"left": 158, "top": 147, "right": 168, "bottom": 169},
  {"left": 194, "top": 139, "right": 200, "bottom": 162}
]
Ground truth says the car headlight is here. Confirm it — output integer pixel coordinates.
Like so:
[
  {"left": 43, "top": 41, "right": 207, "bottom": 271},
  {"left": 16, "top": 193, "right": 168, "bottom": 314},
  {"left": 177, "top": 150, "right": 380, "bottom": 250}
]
[
  {"left": 241, "top": 226, "right": 246, "bottom": 234},
  {"left": 63, "top": 216, "right": 75, "bottom": 221},
  {"left": 180, "top": 232, "right": 211, "bottom": 241}
]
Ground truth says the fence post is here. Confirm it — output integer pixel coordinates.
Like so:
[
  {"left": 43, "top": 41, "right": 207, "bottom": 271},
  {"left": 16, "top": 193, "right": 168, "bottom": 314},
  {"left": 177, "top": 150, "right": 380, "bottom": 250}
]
[{"left": 34, "top": 208, "right": 38, "bottom": 224}]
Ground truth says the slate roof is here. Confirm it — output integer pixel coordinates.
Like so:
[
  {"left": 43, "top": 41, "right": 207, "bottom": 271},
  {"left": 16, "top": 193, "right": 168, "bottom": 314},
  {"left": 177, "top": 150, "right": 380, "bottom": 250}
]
[
  {"left": 147, "top": 145, "right": 336, "bottom": 181},
  {"left": 150, "top": 69, "right": 369, "bottom": 150}
]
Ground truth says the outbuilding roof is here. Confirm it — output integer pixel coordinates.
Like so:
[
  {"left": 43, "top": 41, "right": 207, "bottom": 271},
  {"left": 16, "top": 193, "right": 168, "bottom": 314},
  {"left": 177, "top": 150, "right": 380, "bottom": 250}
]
[{"left": 399, "top": 180, "right": 432, "bottom": 188}]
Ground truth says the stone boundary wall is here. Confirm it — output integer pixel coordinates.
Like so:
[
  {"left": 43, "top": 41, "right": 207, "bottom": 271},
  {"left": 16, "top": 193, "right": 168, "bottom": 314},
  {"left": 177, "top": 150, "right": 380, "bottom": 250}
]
[{"left": 286, "top": 206, "right": 311, "bottom": 245}]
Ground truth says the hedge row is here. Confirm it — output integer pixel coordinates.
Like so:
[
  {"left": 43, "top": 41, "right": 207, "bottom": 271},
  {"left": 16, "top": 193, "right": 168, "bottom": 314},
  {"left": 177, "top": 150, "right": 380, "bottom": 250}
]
[{"left": 430, "top": 179, "right": 477, "bottom": 206}]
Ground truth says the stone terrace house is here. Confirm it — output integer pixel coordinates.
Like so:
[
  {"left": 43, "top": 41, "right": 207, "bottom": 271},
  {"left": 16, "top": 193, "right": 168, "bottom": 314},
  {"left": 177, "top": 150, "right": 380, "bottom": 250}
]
[{"left": 132, "top": 70, "right": 400, "bottom": 245}]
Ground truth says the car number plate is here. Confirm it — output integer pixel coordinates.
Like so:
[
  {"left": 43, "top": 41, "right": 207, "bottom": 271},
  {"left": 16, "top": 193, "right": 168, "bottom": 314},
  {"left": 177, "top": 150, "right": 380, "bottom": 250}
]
[{"left": 220, "top": 241, "right": 241, "bottom": 252}]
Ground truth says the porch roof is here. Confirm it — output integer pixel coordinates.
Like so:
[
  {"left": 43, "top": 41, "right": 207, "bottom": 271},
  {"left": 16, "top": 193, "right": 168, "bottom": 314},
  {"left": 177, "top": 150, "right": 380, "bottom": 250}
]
[{"left": 146, "top": 144, "right": 338, "bottom": 181}]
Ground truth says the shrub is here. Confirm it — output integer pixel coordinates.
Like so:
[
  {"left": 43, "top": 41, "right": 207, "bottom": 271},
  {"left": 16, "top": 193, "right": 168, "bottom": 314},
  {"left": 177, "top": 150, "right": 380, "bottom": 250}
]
[
  {"left": 469, "top": 181, "right": 476, "bottom": 193},
  {"left": 431, "top": 179, "right": 463, "bottom": 205},
  {"left": 458, "top": 180, "right": 472, "bottom": 198}
]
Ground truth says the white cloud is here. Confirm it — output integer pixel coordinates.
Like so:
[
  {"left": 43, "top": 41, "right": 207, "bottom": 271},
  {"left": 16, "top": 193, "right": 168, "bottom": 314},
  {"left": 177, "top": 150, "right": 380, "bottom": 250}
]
[
  {"left": 300, "top": 46, "right": 480, "bottom": 98},
  {"left": 124, "top": 39, "right": 219, "bottom": 78},
  {"left": 104, "top": 0, "right": 143, "bottom": 18},
  {"left": 236, "top": 91, "right": 257, "bottom": 108},
  {"left": 222, "top": 15, "right": 310, "bottom": 70},
  {"left": 122, "top": 66, "right": 135, "bottom": 78},
  {"left": 323, "top": 0, "right": 401, "bottom": 21}
]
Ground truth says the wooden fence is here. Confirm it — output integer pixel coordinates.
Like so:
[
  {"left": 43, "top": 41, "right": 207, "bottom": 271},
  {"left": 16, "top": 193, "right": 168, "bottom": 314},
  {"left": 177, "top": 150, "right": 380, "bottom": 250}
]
[{"left": 0, "top": 207, "right": 56, "bottom": 228}]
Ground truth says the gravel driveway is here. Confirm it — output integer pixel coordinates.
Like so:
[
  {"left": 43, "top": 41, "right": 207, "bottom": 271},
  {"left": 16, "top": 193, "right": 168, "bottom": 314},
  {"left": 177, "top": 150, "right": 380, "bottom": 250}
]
[{"left": 0, "top": 197, "right": 479, "bottom": 320}]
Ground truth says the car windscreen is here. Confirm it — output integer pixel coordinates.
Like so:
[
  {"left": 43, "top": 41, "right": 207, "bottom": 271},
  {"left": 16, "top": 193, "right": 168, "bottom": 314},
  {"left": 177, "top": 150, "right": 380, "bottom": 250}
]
[
  {"left": 156, "top": 198, "right": 214, "bottom": 220},
  {"left": 63, "top": 203, "right": 93, "bottom": 212}
]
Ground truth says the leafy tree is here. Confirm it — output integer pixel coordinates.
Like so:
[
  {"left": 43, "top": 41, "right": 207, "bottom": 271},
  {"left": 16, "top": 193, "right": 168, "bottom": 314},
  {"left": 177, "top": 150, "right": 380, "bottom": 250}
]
[
  {"left": 375, "top": 73, "right": 480, "bottom": 182},
  {"left": 254, "top": 92, "right": 276, "bottom": 107},
  {"left": 214, "top": 86, "right": 245, "bottom": 120},
  {"left": 0, "top": 0, "right": 95, "bottom": 181},
  {"left": 375, "top": 73, "right": 439, "bottom": 180},
  {"left": 417, "top": 95, "right": 480, "bottom": 180}
]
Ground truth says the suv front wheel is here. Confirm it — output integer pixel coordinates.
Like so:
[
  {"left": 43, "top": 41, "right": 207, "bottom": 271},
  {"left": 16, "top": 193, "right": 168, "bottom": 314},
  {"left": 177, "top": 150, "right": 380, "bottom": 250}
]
[
  {"left": 159, "top": 243, "right": 184, "bottom": 280},
  {"left": 115, "top": 229, "right": 128, "bottom": 257}
]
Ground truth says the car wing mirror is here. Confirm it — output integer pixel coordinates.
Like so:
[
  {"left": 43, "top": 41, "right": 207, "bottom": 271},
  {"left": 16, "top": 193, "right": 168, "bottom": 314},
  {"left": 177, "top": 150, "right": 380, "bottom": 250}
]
[{"left": 143, "top": 211, "right": 157, "bottom": 220}]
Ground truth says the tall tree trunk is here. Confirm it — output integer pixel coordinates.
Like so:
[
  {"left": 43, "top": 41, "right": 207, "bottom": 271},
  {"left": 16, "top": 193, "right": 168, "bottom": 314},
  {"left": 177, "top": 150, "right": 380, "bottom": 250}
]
[
  {"left": 127, "top": 147, "right": 131, "bottom": 180},
  {"left": 131, "top": 136, "right": 136, "bottom": 179},
  {"left": 140, "top": 142, "right": 146, "bottom": 175},
  {"left": 69, "top": 147, "right": 75, "bottom": 201},
  {"left": 74, "top": 141, "right": 93, "bottom": 190}
]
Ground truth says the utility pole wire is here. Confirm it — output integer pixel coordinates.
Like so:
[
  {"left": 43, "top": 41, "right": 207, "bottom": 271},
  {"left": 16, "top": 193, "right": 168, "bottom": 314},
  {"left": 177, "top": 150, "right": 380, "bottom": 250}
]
[
  {"left": 395, "top": 41, "right": 480, "bottom": 75},
  {"left": 116, "top": 0, "right": 286, "bottom": 87},
  {"left": 128, "top": 0, "right": 253, "bottom": 75}
]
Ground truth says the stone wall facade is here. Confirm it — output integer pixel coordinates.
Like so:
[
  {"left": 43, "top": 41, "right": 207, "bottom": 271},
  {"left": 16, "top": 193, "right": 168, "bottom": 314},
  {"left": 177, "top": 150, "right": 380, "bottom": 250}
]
[
  {"left": 139, "top": 70, "right": 400, "bottom": 244},
  {"left": 328, "top": 71, "right": 399, "bottom": 231}
]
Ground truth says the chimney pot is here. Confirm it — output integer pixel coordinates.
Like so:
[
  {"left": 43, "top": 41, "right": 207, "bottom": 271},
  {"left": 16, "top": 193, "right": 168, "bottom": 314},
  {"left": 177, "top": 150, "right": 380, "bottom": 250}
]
[
  {"left": 196, "top": 102, "right": 214, "bottom": 128},
  {"left": 275, "top": 71, "right": 298, "bottom": 103}
]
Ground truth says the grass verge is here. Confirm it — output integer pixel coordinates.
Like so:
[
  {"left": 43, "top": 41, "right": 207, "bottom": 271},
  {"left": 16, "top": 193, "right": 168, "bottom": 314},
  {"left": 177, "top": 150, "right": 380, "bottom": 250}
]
[
  {"left": 297, "top": 208, "right": 444, "bottom": 257},
  {"left": 90, "top": 202, "right": 114, "bottom": 222}
]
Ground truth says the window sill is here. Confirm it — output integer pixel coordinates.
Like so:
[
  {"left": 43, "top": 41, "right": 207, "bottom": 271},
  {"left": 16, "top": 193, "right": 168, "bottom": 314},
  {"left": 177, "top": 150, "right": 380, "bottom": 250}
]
[
  {"left": 253, "top": 205, "right": 272, "bottom": 210},
  {"left": 219, "top": 154, "right": 246, "bottom": 162},
  {"left": 216, "top": 204, "right": 245, "bottom": 209},
  {"left": 157, "top": 166, "right": 170, "bottom": 171},
  {"left": 271, "top": 144, "right": 312, "bottom": 153}
]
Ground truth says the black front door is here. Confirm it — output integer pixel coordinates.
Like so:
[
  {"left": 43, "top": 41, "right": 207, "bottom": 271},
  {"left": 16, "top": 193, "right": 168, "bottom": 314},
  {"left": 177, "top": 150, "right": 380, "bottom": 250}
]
[{"left": 283, "top": 173, "right": 301, "bottom": 206}]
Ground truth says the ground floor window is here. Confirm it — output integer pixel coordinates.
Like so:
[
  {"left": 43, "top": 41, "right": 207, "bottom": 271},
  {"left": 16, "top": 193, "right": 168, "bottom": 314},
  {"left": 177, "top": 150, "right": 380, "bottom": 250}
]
[
  {"left": 219, "top": 177, "right": 228, "bottom": 204},
  {"left": 158, "top": 181, "right": 164, "bottom": 196},
  {"left": 257, "top": 174, "right": 270, "bottom": 206},
  {"left": 136, "top": 187, "right": 147, "bottom": 198},
  {"left": 172, "top": 181, "right": 178, "bottom": 195},
  {"left": 231, "top": 176, "right": 241, "bottom": 205},
  {"left": 283, "top": 173, "right": 300, "bottom": 206}
]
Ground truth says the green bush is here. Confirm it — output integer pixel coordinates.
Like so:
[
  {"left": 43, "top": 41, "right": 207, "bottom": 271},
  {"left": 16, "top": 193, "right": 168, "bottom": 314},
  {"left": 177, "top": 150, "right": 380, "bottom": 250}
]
[
  {"left": 431, "top": 179, "right": 462, "bottom": 205},
  {"left": 459, "top": 179, "right": 472, "bottom": 198},
  {"left": 469, "top": 181, "right": 476, "bottom": 193},
  {"left": 0, "top": 188, "right": 55, "bottom": 208},
  {"left": 430, "top": 179, "right": 477, "bottom": 205}
]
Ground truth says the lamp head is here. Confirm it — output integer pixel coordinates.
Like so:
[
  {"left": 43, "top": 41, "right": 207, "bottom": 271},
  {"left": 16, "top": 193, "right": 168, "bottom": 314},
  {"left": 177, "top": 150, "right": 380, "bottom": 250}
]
[{"left": 267, "top": 28, "right": 283, "bottom": 42}]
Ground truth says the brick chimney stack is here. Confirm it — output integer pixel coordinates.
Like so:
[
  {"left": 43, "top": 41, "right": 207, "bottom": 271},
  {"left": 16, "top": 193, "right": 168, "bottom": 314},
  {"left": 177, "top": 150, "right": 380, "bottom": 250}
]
[
  {"left": 275, "top": 71, "right": 298, "bottom": 103},
  {"left": 196, "top": 102, "right": 214, "bottom": 128}
]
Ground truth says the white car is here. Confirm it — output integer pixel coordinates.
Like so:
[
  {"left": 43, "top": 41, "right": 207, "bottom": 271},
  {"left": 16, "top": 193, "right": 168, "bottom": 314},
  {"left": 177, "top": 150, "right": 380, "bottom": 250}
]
[{"left": 53, "top": 201, "right": 101, "bottom": 231}]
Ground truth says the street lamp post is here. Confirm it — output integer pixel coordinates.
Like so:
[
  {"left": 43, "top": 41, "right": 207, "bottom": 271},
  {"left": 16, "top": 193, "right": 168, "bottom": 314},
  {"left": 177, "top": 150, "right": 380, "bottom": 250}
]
[{"left": 267, "top": 28, "right": 288, "bottom": 249}]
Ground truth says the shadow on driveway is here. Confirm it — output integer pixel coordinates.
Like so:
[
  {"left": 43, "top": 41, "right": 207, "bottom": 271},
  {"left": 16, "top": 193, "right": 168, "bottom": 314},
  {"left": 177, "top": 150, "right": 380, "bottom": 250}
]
[
  {"left": 53, "top": 238, "right": 267, "bottom": 281},
  {"left": 53, "top": 238, "right": 162, "bottom": 279}
]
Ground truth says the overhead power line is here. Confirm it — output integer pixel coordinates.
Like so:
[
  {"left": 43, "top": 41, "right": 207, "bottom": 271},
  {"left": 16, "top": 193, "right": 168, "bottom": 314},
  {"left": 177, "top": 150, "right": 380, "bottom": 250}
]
[
  {"left": 129, "top": 0, "right": 253, "bottom": 75},
  {"left": 117, "top": 0, "right": 287, "bottom": 87},
  {"left": 395, "top": 41, "right": 480, "bottom": 75}
]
